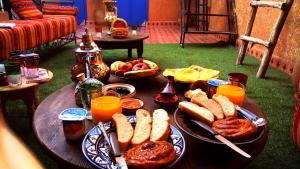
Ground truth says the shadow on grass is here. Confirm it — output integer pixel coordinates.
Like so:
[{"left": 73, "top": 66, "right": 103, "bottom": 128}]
[
  {"left": 181, "top": 42, "right": 232, "bottom": 49},
  {"left": 263, "top": 76, "right": 291, "bottom": 83},
  {"left": 38, "top": 43, "right": 76, "bottom": 63}
]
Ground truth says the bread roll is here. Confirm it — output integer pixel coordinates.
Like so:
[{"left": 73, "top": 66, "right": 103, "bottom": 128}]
[
  {"left": 212, "top": 94, "right": 237, "bottom": 117},
  {"left": 125, "top": 141, "right": 176, "bottom": 169},
  {"left": 184, "top": 88, "right": 207, "bottom": 99},
  {"left": 191, "top": 95, "right": 224, "bottom": 120},
  {"left": 131, "top": 109, "right": 152, "bottom": 146},
  {"left": 212, "top": 117, "right": 258, "bottom": 139},
  {"left": 178, "top": 101, "right": 214, "bottom": 125},
  {"left": 150, "top": 109, "right": 170, "bottom": 141},
  {"left": 112, "top": 113, "right": 134, "bottom": 151}
]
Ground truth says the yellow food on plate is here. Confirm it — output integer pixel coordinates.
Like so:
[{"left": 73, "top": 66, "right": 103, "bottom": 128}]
[{"left": 163, "top": 65, "right": 219, "bottom": 83}]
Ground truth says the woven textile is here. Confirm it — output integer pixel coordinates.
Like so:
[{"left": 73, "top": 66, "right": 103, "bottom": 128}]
[
  {"left": 0, "top": 15, "right": 76, "bottom": 60},
  {"left": 42, "top": 4, "right": 78, "bottom": 16},
  {"left": 9, "top": 0, "right": 43, "bottom": 20}
]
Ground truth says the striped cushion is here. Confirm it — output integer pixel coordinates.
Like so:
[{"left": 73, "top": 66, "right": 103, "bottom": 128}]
[
  {"left": 0, "top": 15, "right": 76, "bottom": 60},
  {"left": 9, "top": 0, "right": 43, "bottom": 20},
  {"left": 42, "top": 4, "right": 78, "bottom": 16}
]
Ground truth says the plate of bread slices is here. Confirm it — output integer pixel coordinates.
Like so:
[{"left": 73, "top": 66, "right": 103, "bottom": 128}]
[
  {"left": 110, "top": 59, "right": 160, "bottom": 79},
  {"left": 82, "top": 109, "right": 185, "bottom": 169},
  {"left": 174, "top": 92, "right": 265, "bottom": 145}
]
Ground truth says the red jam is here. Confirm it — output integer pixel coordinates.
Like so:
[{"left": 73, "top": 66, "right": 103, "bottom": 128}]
[{"left": 122, "top": 98, "right": 143, "bottom": 109}]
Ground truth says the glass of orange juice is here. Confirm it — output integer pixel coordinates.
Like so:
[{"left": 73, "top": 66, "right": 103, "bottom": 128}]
[
  {"left": 216, "top": 82, "right": 246, "bottom": 106},
  {"left": 91, "top": 96, "right": 122, "bottom": 124}
]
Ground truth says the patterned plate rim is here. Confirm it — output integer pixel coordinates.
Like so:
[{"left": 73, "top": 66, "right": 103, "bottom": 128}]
[{"left": 82, "top": 115, "right": 186, "bottom": 169}]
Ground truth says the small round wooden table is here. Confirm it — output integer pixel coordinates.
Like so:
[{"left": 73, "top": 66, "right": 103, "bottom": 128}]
[
  {"left": 93, "top": 33, "right": 149, "bottom": 58},
  {"left": 33, "top": 75, "right": 268, "bottom": 169},
  {"left": 0, "top": 69, "right": 53, "bottom": 116}
]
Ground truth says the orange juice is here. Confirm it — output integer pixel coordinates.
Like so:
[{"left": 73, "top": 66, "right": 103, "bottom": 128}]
[
  {"left": 91, "top": 96, "right": 122, "bottom": 124},
  {"left": 216, "top": 84, "right": 245, "bottom": 106}
]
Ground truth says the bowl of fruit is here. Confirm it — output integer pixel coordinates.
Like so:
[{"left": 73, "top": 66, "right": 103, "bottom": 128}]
[{"left": 110, "top": 59, "right": 160, "bottom": 79}]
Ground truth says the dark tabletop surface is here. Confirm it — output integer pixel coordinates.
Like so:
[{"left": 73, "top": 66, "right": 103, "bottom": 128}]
[
  {"left": 33, "top": 75, "right": 269, "bottom": 169},
  {"left": 93, "top": 33, "right": 149, "bottom": 43}
]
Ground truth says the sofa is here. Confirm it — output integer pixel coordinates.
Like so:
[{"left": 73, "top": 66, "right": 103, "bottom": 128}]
[{"left": 0, "top": 0, "right": 77, "bottom": 61}]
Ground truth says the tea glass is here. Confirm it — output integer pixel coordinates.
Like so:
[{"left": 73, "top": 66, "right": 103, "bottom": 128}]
[
  {"left": 5, "top": 62, "right": 22, "bottom": 86},
  {"left": 228, "top": 72, "right": 248, "bottom": 87},
  {"left": 24, "top": 55, "right": 39, "bottom": 78},
  {"left": 91, "top": 96, "right": 122, "bottom": 124},
  {"left": 216, "top": 82, "right": 246, "bottom": 106}
]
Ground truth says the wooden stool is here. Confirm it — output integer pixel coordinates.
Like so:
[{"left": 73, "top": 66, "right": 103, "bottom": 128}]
[
  {"left": 0, "top": 70, "right": 53, "bottom": 118},
  {"left": 236, "top": 0, "right": 294, "bottom": 78}
]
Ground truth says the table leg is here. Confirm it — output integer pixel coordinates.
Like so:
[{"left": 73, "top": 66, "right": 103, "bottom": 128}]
[
  {"left": 23, "top": 99, "right": 35, "bottom": 115},
  {"left": 128, "top": 48, "right": 132, "bottom": 58},
  {"left": 33, "top": 86, "right": 40, "bottom": 107},
  {"left": 0, "top": 96, "right": 6, "bottom": 116},
  {"left": 137, "top": 41, "right": 144, "bottom": 58}
]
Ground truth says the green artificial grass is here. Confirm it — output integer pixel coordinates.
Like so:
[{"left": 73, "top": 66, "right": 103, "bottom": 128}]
[{"left": 5, "top": 43, "right": 300, "bottom": 169}]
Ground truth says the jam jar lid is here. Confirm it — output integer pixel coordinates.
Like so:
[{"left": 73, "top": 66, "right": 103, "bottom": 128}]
[
  {"left": 59, "top": 108, "right": 87, "bottom": 121},
  {"left": 207, "top": 79, "right": 230, "bottom": 87}
]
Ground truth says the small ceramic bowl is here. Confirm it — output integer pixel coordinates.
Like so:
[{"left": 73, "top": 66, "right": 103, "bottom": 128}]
[
  {"left": 58, "top": 108, "right": 87, "bottom": 141},
  {"left": 121, "top": 98, "right": 144, "bottom": 113},
  {"left": 153, "top": 93, "right": 179, "bottom": 110},
  {"left": 102, "top": 83, "right": 136, "bottom": 98}
]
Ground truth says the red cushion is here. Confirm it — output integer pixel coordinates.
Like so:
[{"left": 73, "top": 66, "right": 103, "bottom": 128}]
[
  {"left": 42, "top": 4, "right": 78, "bottom": 16},
  {"left": 9, "top": 0, "right": 43, "bottom": 20}
]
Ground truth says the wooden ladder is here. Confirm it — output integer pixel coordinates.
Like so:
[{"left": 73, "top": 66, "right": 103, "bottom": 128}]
[{"left": 236, "top": 0, "right": 293, "bottom": 78}]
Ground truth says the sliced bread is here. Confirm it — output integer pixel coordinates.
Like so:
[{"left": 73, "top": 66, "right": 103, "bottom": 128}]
[
  {"left": 150, "top": 109, "right": 170, "bottom": 141},
  {"left": 212, "top": 94, "right": 237, "bottom": 117},
  {"left": 112, "top": 113, "right": 134, "bottom": 151},
  {"left": 131, "top": 109, "right": 152, "bottom": 146},
  {"left": 191, "top": 95, "right": 224, "bottom": 120},
  {"left": 178, "top": 101, "right": 214, "bottom": 125}
]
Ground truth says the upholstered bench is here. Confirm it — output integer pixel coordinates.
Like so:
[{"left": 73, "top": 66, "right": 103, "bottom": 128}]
[
  {"left": 0, "top": 0, "right": 77, "bottom": 61},
  {"left": 0, "top": 15, "right": 76, "bottom": 60}
]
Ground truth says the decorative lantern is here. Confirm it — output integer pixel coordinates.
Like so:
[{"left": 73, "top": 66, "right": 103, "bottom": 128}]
[
  {"left": 71, "top": 28, "right": 110, "bottom": 83},
  {"left": 111, "top": 18, "right": 129, "bottom": 39}
]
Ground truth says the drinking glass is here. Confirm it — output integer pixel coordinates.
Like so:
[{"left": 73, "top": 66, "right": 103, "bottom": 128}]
[
  {"left": 4, "top": 62, "right": 22, "bottom": 86},
  {"left": 8, "top": 55, "right": 26, "bottom": 76},
  {"left": 0, "top": 72, "right": 8, "bottom": 86},
  {"left": 91, "top": 96, "right": 122, "bottom": 124},
  {"left": 24, "top": 55, "right": 39, "bottom": 78},
  {"left": 216, "top": 82, "right": 245, "bottom": 106},
  {"left": 228, "top": 72, "right": 248, "bottom": 87}
]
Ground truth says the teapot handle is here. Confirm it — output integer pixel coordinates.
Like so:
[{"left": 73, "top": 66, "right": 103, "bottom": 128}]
[{"left": 114, "top": 7, "right": 118, "bottom": 17}]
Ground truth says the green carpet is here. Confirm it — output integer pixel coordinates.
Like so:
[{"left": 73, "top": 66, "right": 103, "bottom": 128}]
[{"left": 5, "top": 43, "right": 300, "bottom": 169}]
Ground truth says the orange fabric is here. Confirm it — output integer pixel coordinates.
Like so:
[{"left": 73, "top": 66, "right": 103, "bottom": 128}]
[
  {"left": 42, "top": 4, "right": 78, "bottom": 16},
  {"left": 9, "top": 0, "right": 43, "bottom": 20},
  {"left": 0, "top": 15, "right": 76, "bottom": 60}
]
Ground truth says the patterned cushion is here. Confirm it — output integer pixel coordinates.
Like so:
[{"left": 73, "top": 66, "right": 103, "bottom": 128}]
[
  {"left": 42, "top": 4, "right": 78, "bottom": 16},
  {"left": 0, "top": 15, "right": 76, "bottom": 60},
  {"left": 9, "top": 0, "right": 43, "bottom": 20}
]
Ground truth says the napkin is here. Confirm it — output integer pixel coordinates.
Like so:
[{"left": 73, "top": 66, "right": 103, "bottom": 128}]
[{"left": 163, "top": 65, "right": 219, "bottom": 83}]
